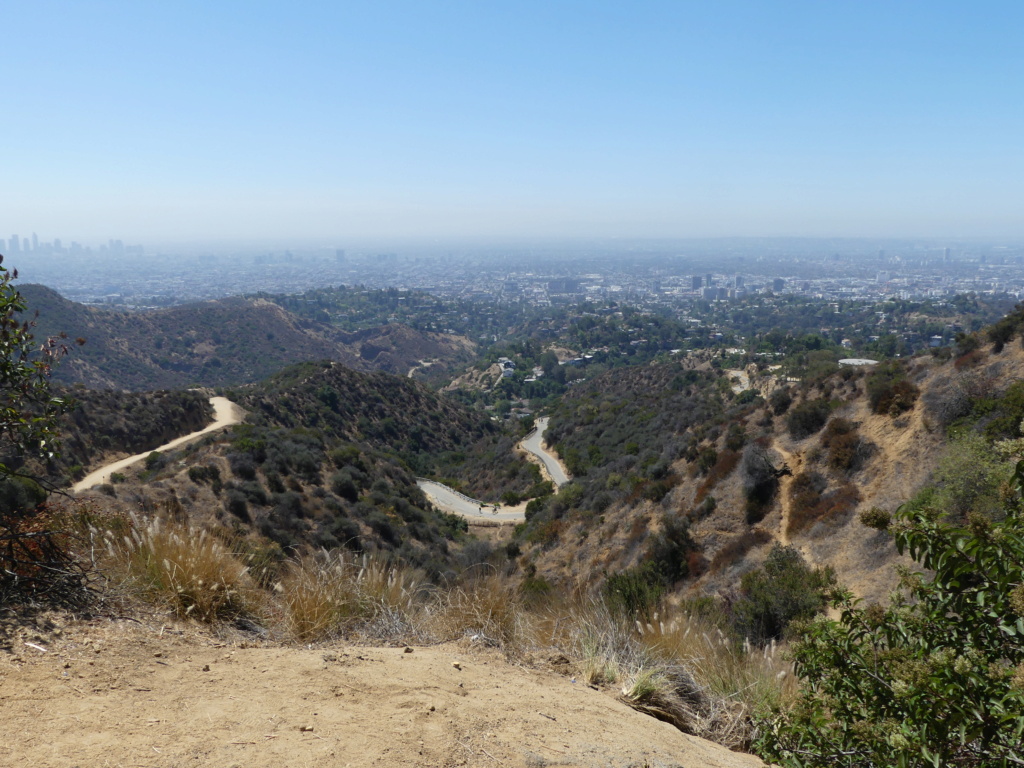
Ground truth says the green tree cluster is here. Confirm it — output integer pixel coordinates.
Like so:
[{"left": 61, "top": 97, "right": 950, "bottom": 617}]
[
  {"left": 757, "top": 473, "right": 1024, "bottom": 767},
  {"left": 0, "top": 256, "right": 80, "bottom": 601}
]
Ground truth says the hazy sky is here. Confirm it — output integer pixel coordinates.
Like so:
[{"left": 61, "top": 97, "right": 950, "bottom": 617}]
[{"left": 3, "top": 1, "right": 1023, "bottom": 243}]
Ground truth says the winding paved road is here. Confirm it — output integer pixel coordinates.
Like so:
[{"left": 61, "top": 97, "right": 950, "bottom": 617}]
[
  {"left": 72, "top": 397, "right": 245, "bottom": 492},
  {"left": 520, "top": 417, "right": 570, "bottom": 487},
  {"left": 416, "top": 480, "right": 525, "bottom": 522}
]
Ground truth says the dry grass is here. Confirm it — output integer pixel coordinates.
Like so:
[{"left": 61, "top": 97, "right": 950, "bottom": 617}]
[
  {"left": 427, "top": 570, "right": 529, "bottom": 652},
  {"left": 79, "top": 511, "right": 792, "bottom": 752},
  {"left": 278, "top": 550, "right": 424, "bottom": 642},
  {"left": 634, "top": 610, "right": 794, "bottom": 748},
  {"left": 94, "top": 514, "right": 256, "bottom": 622}
]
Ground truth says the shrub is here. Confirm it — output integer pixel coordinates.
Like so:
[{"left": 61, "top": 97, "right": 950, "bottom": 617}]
[
  {"left": 741, "top": 443, "right": 785, "bottom": 523},
  {"left": 366, "top": 511, "right": 400, "bottom": 545},
  {"left": 330, "top": 470, "right": 360, "bottom": 502},
  {"left": 695, "top": 446, "right": 718, "bottom": 475},
  {"left": 730, "top": 544, "right": 835, "bottom": 645},
  {"left": 604, "top": 563, "right": 665, "bottom": 621},
  {"left": 787, "top": 471, "right": 861, "bottom": 535},
  {"left": 819, "top": 417, "right": 872, "bottom": 472},
  {"left": 931, "top": 431, "right": 1012, "bottom": 522},
  {"left": 786, "top": 399, "right": 832, "bottom": 440},
  {"left": 866, "top": 362, "right": 920, "bottom": 416},
  {"left": 188, "top": 465, "right": 221, "bottom": 485},
  {"left": 144, "top": 451, "right": 165, "bottom": 472},
  {"left": 725, "top": 423, "right": 747, "bottom": 451},
  {"left": 223, "top": 489, "right": 250, "bottom": 521},
  {"left": 695, "top": 450, "right": 740, "bottom": 503},
  {"left": 645, "top": 513, "right": 701, "bottom": 584},
  {"left": 769, "top": 388, "right": 793, "bottom": 416},
  {"left": 757, "top": 481, "right": 1024, "bottom": 767},
  {"left": 228, "top": 452, "right": 258, "bottom": 480},
  {"left": 986, "top": 310, "right": 1021, "bottom": 353}
]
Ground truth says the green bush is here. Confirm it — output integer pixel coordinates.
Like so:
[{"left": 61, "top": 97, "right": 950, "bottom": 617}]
[
  {"left": 645, "top": 513, "right": 700, "bottom": 584},
  {"left": 757, "top": 476, "right": 1024, "bottom": 767},
  {"left": 730, "top": 545, "right": 835, "bottom": 644},
  {"left": 223, "top": 489, "right": 249, "bottom": 521},
  {"left": 770, "top": 388, "right": 793, "bottom": 416},
  {"left": 603, "top": 563, "right": 664, "bottom": 621},
  {"left": 931, "top": 431, "right": 1012, "bottom": 522},
  {"left": 786, "top": 399, "right": 832, "bottom": 440}
]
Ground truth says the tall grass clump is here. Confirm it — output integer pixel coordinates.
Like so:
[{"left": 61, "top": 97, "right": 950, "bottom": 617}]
[
  {"left": 633, "top": 609, "right": 795, "bottom": 749},
  {"left": 538, "top": 594, "right": 793, "bottom": 750},
  {"left": 429, "top": 569, "right": 531, "bottom": 653},
  {"left": 101, "top": 515, "right": 254, "bottom": 622},
  {"left": 278, "top": 550, "right": 423, "bottom": 643}
]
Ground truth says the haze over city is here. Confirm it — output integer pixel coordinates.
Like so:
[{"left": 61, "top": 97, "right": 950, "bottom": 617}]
[{"left": 4, "top": 1, "right": 1023, "bottom": 244}]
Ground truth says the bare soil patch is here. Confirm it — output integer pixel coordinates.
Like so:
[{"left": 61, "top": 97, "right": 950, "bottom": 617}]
[{"left": 1, "top": 616, "right": 762, "bottom": 768}]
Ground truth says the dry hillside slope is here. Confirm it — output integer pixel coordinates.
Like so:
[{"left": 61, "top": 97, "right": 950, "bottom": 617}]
[
  {"left": 19, "top": 284, "right": 474, "bottom": 390},
  {"left": 523, "top": 341, "right": 1024, "bottom": 606}
]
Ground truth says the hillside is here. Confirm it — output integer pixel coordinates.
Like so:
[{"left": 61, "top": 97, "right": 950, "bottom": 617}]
[
  {"left": 514, "top": 338, "right": 1024, "bottom": 606},
  {"left": 18, "top": 284, "right": 475, "bottom": 390},
  {"left": 69, "top": 362, "right": 543, "bottom": 577},
  {"left": 52, "top": 387, "right": 214, "bottom": 483}
]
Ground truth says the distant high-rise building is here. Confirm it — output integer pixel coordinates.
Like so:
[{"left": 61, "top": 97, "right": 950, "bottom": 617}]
[
  {"left": 336, "top": 249, "right": 346, "bottom": 262},
  {"left": 705, "top": 273, "right": 714, "bottom": 287},
  {"left": 735, "top": 274, "right": 744, "bottom": 289},
  {"left": 878, "top": 250, "right": 885, "bottom": 260},
  {"left": 773, "top": 278, "right": 785, "bottom": 292},
  {"left": 691, "top": 275, "right": 702, "bottom": 290},
  {"left": 944, "top": 247, "right": 951, "bottom": 261},
  {"left": 31, "top": 233, "right": 38, "bottom": 251},
  {"left": 8, "top": 235, "right": 19, "bottom": 253},
  {"left": 53, "top": 238, "right": 62, "bottom": 252}
]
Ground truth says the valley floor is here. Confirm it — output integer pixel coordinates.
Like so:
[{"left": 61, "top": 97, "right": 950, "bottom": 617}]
[{"left": 2, "top": 616, "right": 762, "bottom": 768}]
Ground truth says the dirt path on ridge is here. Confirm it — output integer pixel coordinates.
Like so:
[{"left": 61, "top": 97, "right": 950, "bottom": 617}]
[{"left": 72, "top": 397, "right": 245, "bottom": 493}]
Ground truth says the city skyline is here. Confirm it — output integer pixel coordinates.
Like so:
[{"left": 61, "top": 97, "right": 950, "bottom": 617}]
[{"left": 3, "top": 2, "right": 1023, "bottom": 241}]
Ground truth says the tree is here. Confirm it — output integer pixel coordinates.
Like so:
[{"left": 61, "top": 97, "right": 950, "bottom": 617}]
[
  {"left": 756, "top": 472, "right": 1024, "bottom": 767},
  {"left": 0, "top": 255, "right": 81, "bottom": 602}
]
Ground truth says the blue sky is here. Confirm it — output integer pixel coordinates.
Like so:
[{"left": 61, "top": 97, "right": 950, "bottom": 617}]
[{"left": 2, "top": 1, "right": 1023, "bottom": 243}]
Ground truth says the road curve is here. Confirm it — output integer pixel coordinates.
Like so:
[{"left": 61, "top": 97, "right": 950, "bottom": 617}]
[
  {"left": 520, "top": 417, "right": 570, "bottom": 487},
  {"left": 416, "top": 480, "right": 524, "bottom": 522},
  {"left": 72, "top": 397, "right": 245, "bottom": 493}
]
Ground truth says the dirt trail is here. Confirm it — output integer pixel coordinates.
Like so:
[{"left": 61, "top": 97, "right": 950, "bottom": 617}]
[
  {"left": 770, "top": 441, "right": 801, "bottom": 547},
  {"left": 1, "top": 618, "right": 763, "bottom": 768},
  {"left": 72, "top": 397, "right": 245, "bottom": 493}
]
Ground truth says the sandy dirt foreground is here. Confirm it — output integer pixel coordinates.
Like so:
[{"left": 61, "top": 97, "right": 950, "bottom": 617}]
[{"left": 1, "top": 618, "right": 763, "bottom": 768}]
